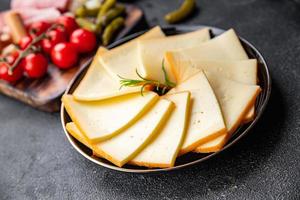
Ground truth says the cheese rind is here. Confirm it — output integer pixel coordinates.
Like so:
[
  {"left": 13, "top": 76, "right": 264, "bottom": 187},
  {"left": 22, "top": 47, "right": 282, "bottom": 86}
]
[
  {"left": 169, "top": 71, "right": 227, "bottom": 155},
  {"left": 93, "top": 99, "right": 174, "bottom": 167},
  {"left": 66, "top": 122, "right": 93, "bottom": 150},
  {"left": 66, "top": 122, "right": 102, "bottom": 157},
  {"left": 138, "top": 28, "right": 210, "bottom": 83},
  {"left": 100, "top": 26, "right": 166, "bottom": 81},
  {"left": 62, "top": 92, "right": 159, "bottom": 143},
  {"left": 130, "top": 92, "right": 191, "bottom": 168},
  {"left": 73, "top": 47, "right": 141, "bottom": 101},
  {"left": 194, "top": 134, "right": 229, "bottom": 153}
]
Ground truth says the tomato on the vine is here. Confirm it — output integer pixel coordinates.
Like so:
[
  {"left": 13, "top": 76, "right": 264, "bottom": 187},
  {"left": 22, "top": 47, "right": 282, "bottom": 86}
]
[
  {"left": 41, "top": 29, "right": 67, "bottom": 54},
  {"left": 19, "top": 35, "right": 32, "bottom": 50},
  {"left": 51, "top": 42, "right": 78, "bottom": 69},
  {"left": 29, "top": 21, "right": 51, "bottom": 37},
  {"left": 70, "top": 29, "right": 96, "bottom": 53},
  {"left": 22, "top": 53, "right": 48, "bottom": 78},
  {"left": 0, "top": 52, "right": 23, "bottom": 83},
  {"left": 0, "top": 63, "right": 23, "bottom": 83},
  {"left": 56, "top": 16, "right": 78, "bottom": 35}
]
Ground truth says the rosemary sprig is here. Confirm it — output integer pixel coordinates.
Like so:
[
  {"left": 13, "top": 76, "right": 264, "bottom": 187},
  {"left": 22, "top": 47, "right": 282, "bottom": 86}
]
[{"left": 118, "top": 60, "right": 176, "bottom": 96}]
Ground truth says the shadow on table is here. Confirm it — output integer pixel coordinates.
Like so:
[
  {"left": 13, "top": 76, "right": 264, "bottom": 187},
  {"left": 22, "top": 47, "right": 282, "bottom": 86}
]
[{"left": 96, "top": 80, "right": 285, "bottom": 199}]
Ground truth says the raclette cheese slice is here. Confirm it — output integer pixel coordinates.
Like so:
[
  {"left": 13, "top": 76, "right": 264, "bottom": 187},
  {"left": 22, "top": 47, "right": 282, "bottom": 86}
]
[
  {"left": 169, "top": 71, "right": 227, "bottom": 155},
  {"left": 165, "top": 29, "right": 255, "bottom": 122},
  {"left": 93, "top": 99, "right": 174, "bottom": 167},
  {"left": 166, "top": 29, "right": 248, "bottom": 61},
  {"left": 62, "top": 92, "right": 159, "bottom": 143},
  {"left": 130, "top": 92, "right": 191, "bottom": 168},
  {"left": 73, "top": 47, "right": 141, "bottom": 101},
  {"left": 165, "top": 55, "right": 257, "bottom": 85},
  {"left": 169, "top": 57, "right": 261, "bottom": 152},
  {"left": 203, "top": 72, "right": 261, "bottom": 134},
  {"left": 194, "top": 72, "right": 261, "bottom": 153},
  {"left": 100, "top": 26, "right": 166, "bottom": 81},
  {"left": 138, "top": 28, "right": 210, "bottom": 83}
]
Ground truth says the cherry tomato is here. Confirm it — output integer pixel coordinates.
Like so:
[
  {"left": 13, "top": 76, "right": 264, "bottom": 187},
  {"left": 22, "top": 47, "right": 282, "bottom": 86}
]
[
  {"left": 0, "top": 63, "right": 23, "bottom": 83},
  {"left": 51, "top": 42, "right": 78, "bottom": 69},
  {"left": 22, "top": 53, "right": 48, "bottom": 78},
  {"left": 70, "top": 29, "right": 96, "bottom": 53},
  {"left": 29, "top": 21, "right": 51, "bottom": 37},
  {"left": 19, "top": 35, "right": 32, "bottom": 50},
  {"left": 41, "top": 29, "right": 67, "bottom": 54},
  {"left": 56, "top": 16, "right": 78, "bottom": 35}
]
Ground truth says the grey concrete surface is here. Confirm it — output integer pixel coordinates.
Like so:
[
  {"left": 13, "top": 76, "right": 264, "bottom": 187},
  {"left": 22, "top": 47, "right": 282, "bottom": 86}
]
[{"left": 0, "top": 0, "right": 299, "bottom": 199}]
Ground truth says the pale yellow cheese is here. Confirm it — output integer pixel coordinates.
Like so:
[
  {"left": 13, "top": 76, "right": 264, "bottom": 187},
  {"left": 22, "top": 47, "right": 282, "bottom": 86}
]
[
  {"left": 73, "top": 47, "right": 141, "bottom": 101},
  {"left": 100, "top": 26, "right": 166, "bottom": 81},
  {"left": 195, "top": 72, "right": 261, "bottom": 153},
  {"left": 169, "top": 71, "right": 227, "bottom": 155},
  {"left": 169, "top": 54, "right": 261, "bottom": 153},
  {"left": 138, "top": 28, "right": 210, "bottom": 83},
  {"left": 93, "top": 99, "right": 174, "bottom": 167},
  {"left": 165, "top": 29, "right": 255, "bottom": 122},
  {"left": 130, "top": 92, "right": 191, "bottom": 168},
  {"left": 203, "top": 72, "right": 261, "bottom": 134},
  {"left": 165, "top": 57, "right": 258, "bottom": 141},
  {"left": 73, "top": 27, "right": 165, "bottom": 101},
  {"left": 166, "top": 29, "right": 248, "bottom": 61},
  {"left": 165, "top": 54, "right": 257, "bottom": 85},
  {"left": 62, "top": 92, "right": 159, "bottom": 143}
]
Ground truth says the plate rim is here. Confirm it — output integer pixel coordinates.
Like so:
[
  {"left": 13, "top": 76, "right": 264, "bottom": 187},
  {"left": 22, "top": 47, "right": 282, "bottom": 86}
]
[{"left": 60, "top": 25, "right": 272, "bottom": 173}]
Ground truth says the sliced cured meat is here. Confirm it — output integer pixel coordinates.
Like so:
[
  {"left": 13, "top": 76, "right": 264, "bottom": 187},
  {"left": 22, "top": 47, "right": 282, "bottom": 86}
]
[
  {"left": 17, "top": 8, "right": 61, "bottom": 25},
  {"left": 11, "top": 0, "right": 69, "bottom": 11}
]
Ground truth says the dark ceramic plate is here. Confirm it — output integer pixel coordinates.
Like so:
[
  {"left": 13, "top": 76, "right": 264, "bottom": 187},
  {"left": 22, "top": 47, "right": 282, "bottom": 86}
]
[{"left": 60, "top": 25, "right": 271, "bottom": 173}]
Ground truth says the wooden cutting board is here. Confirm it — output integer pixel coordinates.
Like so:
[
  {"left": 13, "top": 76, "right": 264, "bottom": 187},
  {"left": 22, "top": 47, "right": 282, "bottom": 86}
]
[{"left": 0, "top": 4, "right": 144, "bottom": 112}]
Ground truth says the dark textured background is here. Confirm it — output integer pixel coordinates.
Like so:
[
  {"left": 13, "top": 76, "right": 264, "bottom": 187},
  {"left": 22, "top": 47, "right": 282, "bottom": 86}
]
[{"left": 1, "top": 0, "right": 300, "bottom": 199}]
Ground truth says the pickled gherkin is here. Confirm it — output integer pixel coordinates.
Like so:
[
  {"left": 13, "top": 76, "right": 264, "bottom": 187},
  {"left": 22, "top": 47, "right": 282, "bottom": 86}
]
[
  {"left": 74, "top": 0, "right": 126, "bottom": 45},
  {"left": 165, "top": 0, "right": 196, "bottom": 24},
  {"left": 76, "top": 18, "right": 102, "bottom": 33},
  {"left": 99, "top": 4, "right": 125, "bottom": 26},
  {"left": 102, "top": 17, "right": 125, "bottom": 45},
  {"left": 98, "top": 0, "right": 116, "bottom": 17},
  {"left": 75, "top": 6, "right": 87, "bottom": 17}
]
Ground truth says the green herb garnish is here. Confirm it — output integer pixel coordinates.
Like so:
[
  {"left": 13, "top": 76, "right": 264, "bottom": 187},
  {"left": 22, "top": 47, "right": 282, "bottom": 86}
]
[{"left": 118, "top": 60, "right": 176, "bottom": 96}]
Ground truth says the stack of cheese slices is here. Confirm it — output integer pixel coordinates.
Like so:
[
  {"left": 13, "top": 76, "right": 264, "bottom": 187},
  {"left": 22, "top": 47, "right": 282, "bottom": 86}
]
[{"left": 63, "top": 26, "right": 261, "bottom": 168}]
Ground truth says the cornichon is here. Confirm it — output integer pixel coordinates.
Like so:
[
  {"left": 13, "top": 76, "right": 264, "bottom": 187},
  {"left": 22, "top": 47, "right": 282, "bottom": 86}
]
[
  {"left": 165, "top": 0, "right": 196, "bottom": 24},
  {"left": 75, "top": 6, "right": 99, "bottom": 17},
  {"left": 76, "top": 18, "right": 102, "bottom": 33},
  {"left": 98, "top": 0, "right": 116, "bottom": 17},
  {"left": 102, "top": 17, "right": 125, "bottom": 46},
  {"left": 99, "top": 4, "right": 125, "bottom": 26},
  {"left": 85, "top": 7, "right": 100, "bottom": 17},
  {"left": 75, "top": 6, "right": 87, "bottom": 18}
]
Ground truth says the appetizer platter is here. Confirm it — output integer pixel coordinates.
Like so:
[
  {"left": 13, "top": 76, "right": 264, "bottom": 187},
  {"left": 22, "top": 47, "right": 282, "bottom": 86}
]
[
  {"left": 61, "top": 25, "right": 271, "bottom": 172},
  {"left": 0, "top": 0, "right": 143, "bottom": 112}
]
